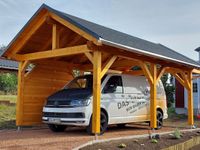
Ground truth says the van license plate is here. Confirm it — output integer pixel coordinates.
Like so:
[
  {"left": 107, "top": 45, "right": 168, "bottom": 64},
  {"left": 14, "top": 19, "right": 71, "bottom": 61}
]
[{"left": 49, "top": 118, "right": 60, "bottom": 123}]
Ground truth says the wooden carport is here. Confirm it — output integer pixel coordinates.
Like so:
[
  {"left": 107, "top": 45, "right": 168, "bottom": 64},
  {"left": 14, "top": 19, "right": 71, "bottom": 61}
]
[{"left": 2, "top": 4, "right": 200, "bottom": 136}]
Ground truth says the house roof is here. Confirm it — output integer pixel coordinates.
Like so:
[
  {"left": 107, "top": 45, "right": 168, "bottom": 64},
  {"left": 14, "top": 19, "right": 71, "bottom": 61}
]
[
  {"left": 0, "top": 58, "right": 18, "bottom": 71},
  {"left": 0, "top": 49, "right": 18, "bottom": 71},
  {"left": 3, "top": 4, "right": 200, "bottom": 68}
]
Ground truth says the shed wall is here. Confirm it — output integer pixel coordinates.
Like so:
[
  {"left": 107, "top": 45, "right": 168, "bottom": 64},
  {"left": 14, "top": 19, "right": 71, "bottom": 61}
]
[{"left": 18, "top": 61, "right": 73, "bottom": 125}]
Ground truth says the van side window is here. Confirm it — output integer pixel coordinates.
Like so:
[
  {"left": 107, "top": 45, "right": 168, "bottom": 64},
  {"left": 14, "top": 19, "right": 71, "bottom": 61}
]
[{"left": 103, "top": 76, "right": 123, "bottom": 93}]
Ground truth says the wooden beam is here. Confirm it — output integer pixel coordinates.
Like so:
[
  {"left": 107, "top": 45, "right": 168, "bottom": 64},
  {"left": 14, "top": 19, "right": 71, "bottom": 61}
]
[
  {"left": 49, "top": 12, "right": 101, "bottom": 46},
  {"left": 101, "top": 55, "right": 117, "bottom": 78},
  {"left": 187, "top": 70, "right": 194, "bottom": 126},
  {"left": 21, "top": 61, "right": 29, "bottom": 72},
  {"left": 192, "top": 69, "right": 200, "bottom": 74},
  {"left": 181, "top": 72, "right": 191, "bottom": 90},
  {"left": 122, "top": 70, "right": 144, "bottom": 76},
  {"left": 139, "top": 61, "right": 153, "bottom": 84},
  {"left": 156, "top": 67, "right": 166, "bottom": 83},
  {"left": 84, "top": 52, "right": 93, "bottom": 64},
  {"left": 9, "top": 12, "right": 47, "bottom": 56},
  {"left": 13, "top": 45, "right": 91, "bottom": 61},
  {"left": 193, "top": 75, "right": 200, "bottom": 79},
  {"left": 171, "top": 72, "right": 187, "bottom": 89},
  {"left": 111, "top": 59, "right": 139, "bottom": 69},
  {"left": 92, "top": 50, "right": 101, "bottom": 134},
  {"left": 88, "top": 42, "right": 192, "bottom": 71}
]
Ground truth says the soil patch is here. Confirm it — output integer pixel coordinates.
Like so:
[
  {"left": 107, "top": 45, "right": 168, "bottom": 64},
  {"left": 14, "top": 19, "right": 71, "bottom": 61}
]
[{"left": 80, "top": 130, "right": 200, "bottom": 150}]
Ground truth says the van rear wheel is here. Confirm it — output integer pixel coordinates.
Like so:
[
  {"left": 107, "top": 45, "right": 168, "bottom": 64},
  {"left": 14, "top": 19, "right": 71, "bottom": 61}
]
[
  {"left": 156, "top": 110, "right": 163, "bottom": 130},
  {"left": 48, "top": 124, "right": 67, "bottom": 132},
  {"left": 86, "top": 111, "right": 108, "bottom": 135}
]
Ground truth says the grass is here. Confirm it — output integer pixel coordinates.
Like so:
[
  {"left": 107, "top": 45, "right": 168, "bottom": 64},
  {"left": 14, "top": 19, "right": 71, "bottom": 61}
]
[
  {"left": 0, "top": 95, "right": 17, "bottom": 129},
  {"left": 167, "top": 107, "right": 187, "bottom": 120},
  {"left": 0, "top": 104, "right": 16, "bottom": 129},
  {"left": 0, "top": 95, "right": 17, "bottom": 103}
]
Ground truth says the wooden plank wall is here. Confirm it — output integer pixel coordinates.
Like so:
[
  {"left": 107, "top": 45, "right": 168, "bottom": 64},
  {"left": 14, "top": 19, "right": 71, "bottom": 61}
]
[{"left": 20, "top": 61, "right": 73, "bottom": 125}]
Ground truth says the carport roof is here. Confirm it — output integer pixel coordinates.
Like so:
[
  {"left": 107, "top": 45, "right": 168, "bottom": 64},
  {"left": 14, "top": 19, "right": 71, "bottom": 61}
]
[{"left": 3, "top": 4, "right": 200, "bottom": 68}]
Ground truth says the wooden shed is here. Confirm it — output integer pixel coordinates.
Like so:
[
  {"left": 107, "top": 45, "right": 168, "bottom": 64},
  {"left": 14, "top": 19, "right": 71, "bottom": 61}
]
[{"left": 2, "top": 4, "right": 200, "bottom": 136}]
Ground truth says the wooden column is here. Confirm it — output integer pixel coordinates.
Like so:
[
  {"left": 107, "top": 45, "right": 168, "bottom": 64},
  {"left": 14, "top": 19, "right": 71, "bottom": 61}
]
[
  {"left": 150, "top": 63, "right": 157, "bottom": 128},
  {"left": 187, "top": 71, "right": 194, "bottom": 126},
  {"left": 16, "top": 61, "right": 29, "bottom": 126},
  {"left": 139, "top": 62, "right": 165, "bottom": 129},
  {"left": 166, "top": 68, "right": 194, "bottom": 126},
  {"left": 92, "top": 50, "right": 101, "bottom": 134}
]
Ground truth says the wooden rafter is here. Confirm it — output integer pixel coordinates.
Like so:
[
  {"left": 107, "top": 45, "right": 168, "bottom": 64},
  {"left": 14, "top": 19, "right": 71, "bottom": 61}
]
[
  {"left": 12, "top": 45, "right": 90, "bottom": 61},
  {"left": 9, "top": 12, "right": 48, "bottom": 56}
]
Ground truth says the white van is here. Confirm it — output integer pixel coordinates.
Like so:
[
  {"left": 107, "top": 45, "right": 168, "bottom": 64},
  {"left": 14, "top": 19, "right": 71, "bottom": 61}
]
[{"left": 42, "top": 74, "right": 168, "bottom": 134}]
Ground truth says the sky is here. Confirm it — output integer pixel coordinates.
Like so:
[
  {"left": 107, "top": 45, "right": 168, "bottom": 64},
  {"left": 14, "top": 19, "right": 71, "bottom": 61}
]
[{"left": 0, "top": 0, "right": 200, "bottom": 60}]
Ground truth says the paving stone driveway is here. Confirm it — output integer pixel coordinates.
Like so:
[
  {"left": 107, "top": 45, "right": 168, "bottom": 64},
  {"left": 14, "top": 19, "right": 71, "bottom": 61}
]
[{"left": 0, "top": 123, "right": 181, "bottom": 150}]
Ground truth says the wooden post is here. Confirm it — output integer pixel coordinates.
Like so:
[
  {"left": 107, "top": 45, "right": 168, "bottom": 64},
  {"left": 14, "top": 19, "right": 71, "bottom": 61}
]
[
  {"left": 16, "top": 62, "right": 25, "bottom": 126},
  {"left": 139, "top": 61, "right": 158, "bottom": 129},
  {"left": 150, "top": 63, "right": 157, "bottom": 128},
  {"left": 187, "top": 71, "right": 194, "bottom": 126},
  {"left": 92, "top": 50, "right": 101, "bottom": 134},
  {"left": 52, "top": 24, "right": 59, "bottom": 49}
]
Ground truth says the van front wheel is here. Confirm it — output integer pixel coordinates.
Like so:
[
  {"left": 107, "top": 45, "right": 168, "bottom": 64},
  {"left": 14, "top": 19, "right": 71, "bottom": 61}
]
[
  {"left": 48, "top": 124, "right": 67, "bottom": 132},
  {"left": 86, "top": 111, "right": 108, "bottom": 135},
  {"left": 148, "top": 110, "right": 163, "bottom": 130}
]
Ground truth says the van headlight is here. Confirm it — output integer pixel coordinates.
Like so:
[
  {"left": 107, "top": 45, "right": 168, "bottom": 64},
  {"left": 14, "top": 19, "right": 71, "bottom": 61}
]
[{"left": 70, "top": 99, "right": 90, "bottom": 107}]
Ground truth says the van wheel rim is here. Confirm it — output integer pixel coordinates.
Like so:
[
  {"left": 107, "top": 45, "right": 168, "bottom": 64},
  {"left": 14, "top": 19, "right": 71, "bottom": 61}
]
[
  {"left": 157, "top": 112, "right": 163, "bottom": 128},
  {"left": 100, "top": 114, "right": 107, "bottom": 132}
]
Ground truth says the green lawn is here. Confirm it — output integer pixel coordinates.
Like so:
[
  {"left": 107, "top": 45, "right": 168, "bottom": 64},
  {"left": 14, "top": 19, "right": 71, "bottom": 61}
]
[
  {"left": 0, "top": 95, "right": 17, "bottom": 103},
  {"left": 0, "top": 104, "right": 16, "bottom": 129},
  {"left": 0, "top": 95, "right": 17, "bottom": 129}
]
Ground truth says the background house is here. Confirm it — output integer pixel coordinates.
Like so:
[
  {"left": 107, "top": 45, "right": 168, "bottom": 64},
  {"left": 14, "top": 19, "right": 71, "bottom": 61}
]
[{"left": 0, "top": 48, "right": 18, "bottom": 72}]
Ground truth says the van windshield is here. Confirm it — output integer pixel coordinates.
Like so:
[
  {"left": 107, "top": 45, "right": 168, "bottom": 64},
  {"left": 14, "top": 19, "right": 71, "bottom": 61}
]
[{"left": 64, "top": 75, "right": 106, "bottom": 89}]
